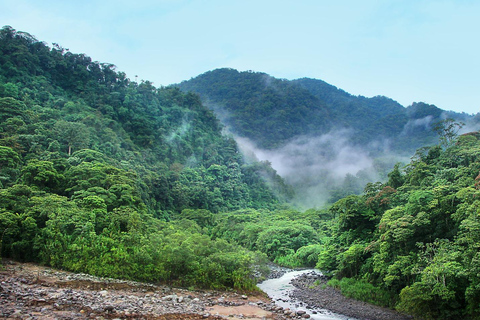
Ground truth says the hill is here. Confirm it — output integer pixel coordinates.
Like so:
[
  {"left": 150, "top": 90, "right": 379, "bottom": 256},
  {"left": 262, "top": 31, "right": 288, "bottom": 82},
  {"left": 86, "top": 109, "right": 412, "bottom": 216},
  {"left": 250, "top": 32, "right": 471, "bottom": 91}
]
[
  {"left": 315, "top": 131, "right": 480, "bottom": 320},
  {"left": 177, "top": 68, "right": 479, "bottom": 206},
  {"left": 177, "top": 68, "right": 332, "bottom": 149},
  {"left": 0, "top": 25, "right": 296, "bottom": 289},
  {"left": 177, "top": 68, "right": 477, "bottom": 154}
]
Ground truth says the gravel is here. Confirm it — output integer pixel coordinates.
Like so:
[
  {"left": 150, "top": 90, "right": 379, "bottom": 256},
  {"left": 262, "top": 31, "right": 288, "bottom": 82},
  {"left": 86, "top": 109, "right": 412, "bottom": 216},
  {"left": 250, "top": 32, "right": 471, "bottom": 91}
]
[
  {"left": 289, "top": 271, "right": 413, "bottom": 320},
  {"left": 0, "top": 261, "right": 414, "bottom": 320}
]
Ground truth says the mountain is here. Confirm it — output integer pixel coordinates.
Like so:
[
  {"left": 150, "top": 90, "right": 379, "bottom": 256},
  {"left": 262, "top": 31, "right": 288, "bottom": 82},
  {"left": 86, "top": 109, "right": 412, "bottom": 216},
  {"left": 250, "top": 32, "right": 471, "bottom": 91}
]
[
  {"left": 177, "top": 68, "right": 332, "bottom": 149},
  {"left": 0, "top": 25, "right": 296, "bottom": 289},
  {"left": 177, "top": 68, "right": 477, "bottom": 154}
]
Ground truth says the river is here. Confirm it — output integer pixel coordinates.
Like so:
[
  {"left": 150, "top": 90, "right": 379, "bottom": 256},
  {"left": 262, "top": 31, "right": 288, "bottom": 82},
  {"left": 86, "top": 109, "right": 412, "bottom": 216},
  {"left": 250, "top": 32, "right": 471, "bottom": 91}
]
[{"left": 257, "top": 269, "right": 356, "bottom": 320}]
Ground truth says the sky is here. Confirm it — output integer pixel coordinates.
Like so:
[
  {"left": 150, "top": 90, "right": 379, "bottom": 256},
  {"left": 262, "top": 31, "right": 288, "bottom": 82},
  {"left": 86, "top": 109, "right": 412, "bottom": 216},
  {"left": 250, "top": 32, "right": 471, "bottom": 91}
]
[{"left": 2, "top": 0, "right": 479, "bottom": 114}]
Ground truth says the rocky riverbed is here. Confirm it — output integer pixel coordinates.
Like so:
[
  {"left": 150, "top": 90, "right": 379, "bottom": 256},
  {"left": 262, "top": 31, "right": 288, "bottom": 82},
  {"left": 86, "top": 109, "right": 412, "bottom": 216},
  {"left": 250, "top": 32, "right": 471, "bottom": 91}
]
[
  {"left": 0, "top": 261, "right": 311, "bottom": 320},
  {"left": 289, "top": 271, "right": 413, "bottom": 320}
]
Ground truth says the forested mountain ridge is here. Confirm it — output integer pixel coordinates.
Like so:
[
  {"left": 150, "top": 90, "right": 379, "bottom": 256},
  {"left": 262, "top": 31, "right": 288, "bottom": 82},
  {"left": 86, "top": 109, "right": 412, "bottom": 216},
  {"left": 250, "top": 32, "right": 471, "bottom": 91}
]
[
  {"left": 177, "top": 68, "right": 332, "bottom": 149},
  {"left": 178, "top": 68, "right": 477, "bottom": 154},
  {"left": 0, "top": 26, "right": 291, "bottom": 213},
  {"left": 0, "top": 25, "right": 296, "bottom": 289}
]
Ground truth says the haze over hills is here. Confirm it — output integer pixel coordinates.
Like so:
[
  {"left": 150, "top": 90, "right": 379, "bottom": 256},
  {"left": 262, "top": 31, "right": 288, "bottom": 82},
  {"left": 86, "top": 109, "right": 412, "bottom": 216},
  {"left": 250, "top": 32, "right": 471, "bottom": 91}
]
[{"left": 177, "top": 68, "right": 480, "bottom": 206}]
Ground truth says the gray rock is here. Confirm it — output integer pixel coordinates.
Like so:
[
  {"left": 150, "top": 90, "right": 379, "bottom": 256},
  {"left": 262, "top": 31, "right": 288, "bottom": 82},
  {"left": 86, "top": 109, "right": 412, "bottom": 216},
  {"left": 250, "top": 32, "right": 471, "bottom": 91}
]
[{"left": 162, "top": 294, "right": 178, "bottom": 301}]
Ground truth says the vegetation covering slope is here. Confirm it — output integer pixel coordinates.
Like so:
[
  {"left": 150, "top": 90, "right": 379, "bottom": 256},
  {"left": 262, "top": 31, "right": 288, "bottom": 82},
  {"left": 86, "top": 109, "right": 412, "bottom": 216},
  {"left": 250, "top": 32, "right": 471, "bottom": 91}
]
[
  {"left": 0, "top": 25, "right": 297, "bottom": 289},
  {"left": 178, "top": 68, "right": 332, "bottom": 149},
  {"left": 178, "top": 68, "right": 477, "bottom": 154},
  {"left": 316, "top": 128, "right": 480, "bottom": 319},
  {"left": 2, "top": 25, "right": 480, "bottom": 320}
]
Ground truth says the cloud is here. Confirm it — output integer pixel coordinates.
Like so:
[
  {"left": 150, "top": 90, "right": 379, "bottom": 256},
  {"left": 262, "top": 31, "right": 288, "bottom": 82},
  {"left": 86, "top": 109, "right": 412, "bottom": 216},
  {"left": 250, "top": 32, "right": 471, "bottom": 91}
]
[
  {"left": 235, "top": 129, "right": 390, "bottom": 208},
  {"left": 400, "top": 115, "right": 434, "bottom": 136}
]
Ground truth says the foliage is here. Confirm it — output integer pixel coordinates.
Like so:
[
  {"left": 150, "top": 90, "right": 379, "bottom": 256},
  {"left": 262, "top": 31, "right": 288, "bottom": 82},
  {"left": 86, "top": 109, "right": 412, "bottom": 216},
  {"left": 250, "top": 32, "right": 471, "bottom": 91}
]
[
  {"left": 328, "top": 277, "right": 395, "bottom": 308},
  {"left": 316, "top": 133, "right": 480, "bottom": 319},
  {"left": 210, "top": 208, "right": 330, "bottom": 268},
  {"left": 0, "top": 25, "right": 297, "bottom": 289},
  {"left": 3, "top": 25, "right": 480, "bottom": 318},
  {"left": 433, "top": 118, "right": 465, "bottom": 149}
]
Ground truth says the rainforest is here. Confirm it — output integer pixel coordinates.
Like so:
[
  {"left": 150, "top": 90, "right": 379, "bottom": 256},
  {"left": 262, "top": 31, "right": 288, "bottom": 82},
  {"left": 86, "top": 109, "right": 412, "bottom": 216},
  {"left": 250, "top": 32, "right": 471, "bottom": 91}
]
[{"left": 1, "top": 25, "right": 480, "bottom": 319}]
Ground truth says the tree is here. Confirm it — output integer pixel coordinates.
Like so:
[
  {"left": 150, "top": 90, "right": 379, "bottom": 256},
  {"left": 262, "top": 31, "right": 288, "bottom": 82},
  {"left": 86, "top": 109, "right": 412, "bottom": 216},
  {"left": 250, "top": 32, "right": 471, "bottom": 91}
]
[
  {"left": 0, "top": 146, "right": 21, "bottom": 187},
  {"left": 433, "top": 118, "right": 465, "bottom": 149},
  {"left": 21, "top": 159, "right": 65, "bottom": 192},
  {"left": 54, "top": 120, "right": 90, "bottom": 155},
  {"left": 387, "top": 163, "right": 404, "bottom": 189}
]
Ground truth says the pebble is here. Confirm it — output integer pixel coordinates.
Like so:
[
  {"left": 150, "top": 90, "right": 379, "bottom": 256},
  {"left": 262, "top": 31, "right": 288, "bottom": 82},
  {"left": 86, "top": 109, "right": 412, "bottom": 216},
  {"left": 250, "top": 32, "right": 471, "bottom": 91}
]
[{"left": 0, "top": 261, "right": 280, "bottom": 320}]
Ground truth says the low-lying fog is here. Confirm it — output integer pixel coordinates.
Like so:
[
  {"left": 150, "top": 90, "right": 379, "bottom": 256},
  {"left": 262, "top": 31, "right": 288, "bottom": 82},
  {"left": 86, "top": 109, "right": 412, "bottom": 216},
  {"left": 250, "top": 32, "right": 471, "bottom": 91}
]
[{"left": 235, "top": 130, "right": 408, "bottom": 209}]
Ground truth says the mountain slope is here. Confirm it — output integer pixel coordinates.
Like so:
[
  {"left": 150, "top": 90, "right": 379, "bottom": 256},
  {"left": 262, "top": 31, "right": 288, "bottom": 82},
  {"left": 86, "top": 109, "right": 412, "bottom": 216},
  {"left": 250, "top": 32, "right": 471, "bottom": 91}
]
[
  {"left": 0, "top": 26, "right": 295, "bottom": 289},
  {"left": 178, "top": 68, "right": 477, "bottom": 154},
  {"left": 177, "top": 68, "right": 332, "bottom": 149}
]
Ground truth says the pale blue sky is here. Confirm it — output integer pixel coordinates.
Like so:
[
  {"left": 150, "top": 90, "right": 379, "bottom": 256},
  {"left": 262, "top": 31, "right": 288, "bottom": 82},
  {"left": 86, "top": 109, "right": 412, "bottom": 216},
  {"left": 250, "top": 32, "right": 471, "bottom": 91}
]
[{"left": 2, "top": 0, "right": 479, "bottom": 114}]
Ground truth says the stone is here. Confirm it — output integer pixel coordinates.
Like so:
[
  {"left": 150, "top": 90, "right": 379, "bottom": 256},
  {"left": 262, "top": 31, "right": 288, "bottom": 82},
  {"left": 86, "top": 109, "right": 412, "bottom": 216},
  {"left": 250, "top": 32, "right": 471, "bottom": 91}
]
[
  {"left": 104, "top": 305, "right": 115, "bottom": 312},
  {"left": 162, "top": 294, "right": 178, "bottom": 301}
]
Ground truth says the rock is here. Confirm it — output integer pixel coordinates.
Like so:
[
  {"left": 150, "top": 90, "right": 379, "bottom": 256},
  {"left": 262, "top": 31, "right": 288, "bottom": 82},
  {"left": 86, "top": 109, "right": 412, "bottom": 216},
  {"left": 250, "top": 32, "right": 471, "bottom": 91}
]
[
  {"left": 162, "top": 294, "right": 178, "bottom": 301},
  {"left": 241, "top": 295, "right": 248, "bottom": 299},
  {"left": 104, "top": 305, "right": 115, "bottom": 312}
]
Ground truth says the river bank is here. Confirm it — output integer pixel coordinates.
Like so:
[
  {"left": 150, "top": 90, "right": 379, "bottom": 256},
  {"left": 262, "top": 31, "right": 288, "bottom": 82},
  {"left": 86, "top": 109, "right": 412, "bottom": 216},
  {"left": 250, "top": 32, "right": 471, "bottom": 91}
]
[
  {"left": 1, "top": 261, "right": 413, "bottom": 320},
  {"left": 0, "top": 260, "right": 305, "bottom": 319},
  {"left": 289, "top": 271, "right": 413, "bottom": 320}
]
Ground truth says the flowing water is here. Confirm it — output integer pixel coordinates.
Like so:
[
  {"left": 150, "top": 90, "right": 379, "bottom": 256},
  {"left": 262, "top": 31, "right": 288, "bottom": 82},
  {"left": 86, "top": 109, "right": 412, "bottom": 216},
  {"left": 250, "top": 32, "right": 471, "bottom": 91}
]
[{"left": 257, "top": 269, "right": 355, "bottom": 320}]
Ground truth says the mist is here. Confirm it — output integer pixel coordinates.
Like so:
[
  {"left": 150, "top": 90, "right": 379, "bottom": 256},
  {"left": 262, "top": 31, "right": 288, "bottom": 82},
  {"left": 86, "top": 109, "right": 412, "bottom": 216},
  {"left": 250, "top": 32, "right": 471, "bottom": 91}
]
[
  {"left": 235, "top": 129, "right": 405, "bottom": 209},
  {"left": 204, "top": 102, "right": 479, "bottom": 210}
]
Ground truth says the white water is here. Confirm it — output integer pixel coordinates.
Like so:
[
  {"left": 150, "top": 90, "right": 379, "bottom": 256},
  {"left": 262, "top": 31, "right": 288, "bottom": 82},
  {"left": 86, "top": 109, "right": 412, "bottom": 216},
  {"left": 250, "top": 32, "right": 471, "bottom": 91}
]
[{"left": 257, "top": 269, "right": 355, "bottom": 320}]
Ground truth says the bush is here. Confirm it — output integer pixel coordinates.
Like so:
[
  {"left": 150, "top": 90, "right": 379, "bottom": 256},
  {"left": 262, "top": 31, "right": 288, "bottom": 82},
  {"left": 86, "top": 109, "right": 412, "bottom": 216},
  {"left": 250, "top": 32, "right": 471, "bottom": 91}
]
[{"left": 328, "top": 277, "right": 395, "bottom": 308}]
